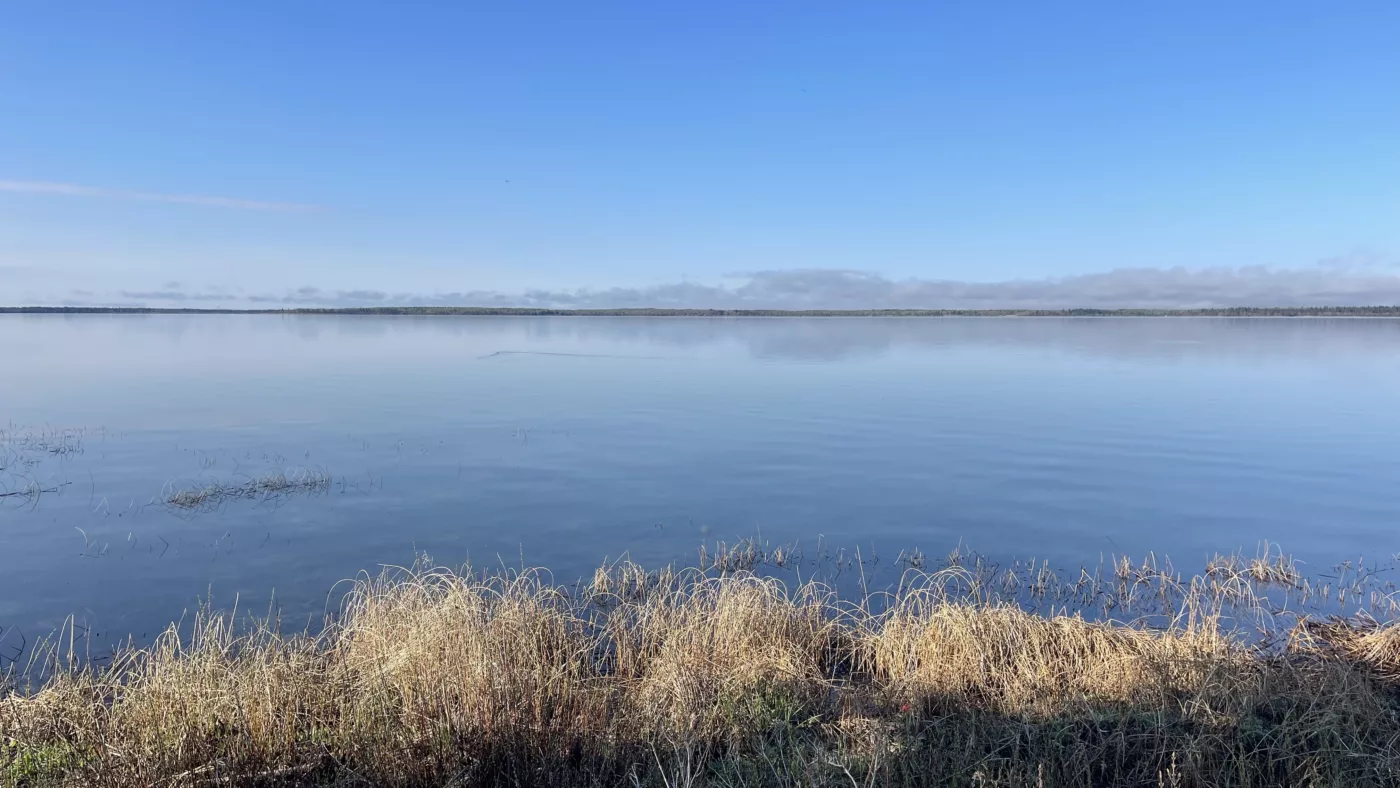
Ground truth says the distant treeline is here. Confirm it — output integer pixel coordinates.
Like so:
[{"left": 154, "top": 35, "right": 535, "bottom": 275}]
[{"left": 5, "top": 305, "right": 1400, "bottom": 317}]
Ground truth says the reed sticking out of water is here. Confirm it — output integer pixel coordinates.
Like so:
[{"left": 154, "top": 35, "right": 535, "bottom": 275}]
[
  {"left": 161, "top": 469, "right": 331, "bottom": 513},
  {"left": 0, "top": 425, "right": 88, "bottom": 508},
  {"left": 3, "top": 549, "right": 1400, "bottom": 787}
]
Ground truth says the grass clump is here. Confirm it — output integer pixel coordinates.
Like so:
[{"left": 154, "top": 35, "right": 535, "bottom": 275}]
[
  {"left": 162, "top": 468, "right": 331, "bottom": 513},
  {"left": 3, "top": 551, "right": 1400, "bottom": 787}
]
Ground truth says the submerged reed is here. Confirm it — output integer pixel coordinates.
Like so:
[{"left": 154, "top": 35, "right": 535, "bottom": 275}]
[
  {"left": 3, "top": 546, "right": 1400, "bottom": 787},
  {"left": 161, "top": 469, "right": 332, "bottom": 513}
]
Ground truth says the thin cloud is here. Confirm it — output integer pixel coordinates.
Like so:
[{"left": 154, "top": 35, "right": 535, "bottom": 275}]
[
  {"left": 0, "top": 179, "right": 321, "bottom": 212},
  {"left": 118, "top": 290, "right": 230, "bottom": 302}
]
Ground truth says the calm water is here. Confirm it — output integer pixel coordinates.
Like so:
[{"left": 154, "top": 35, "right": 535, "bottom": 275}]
[{"left": 3, "top": 315, "right": 1400, "bottom": 659}]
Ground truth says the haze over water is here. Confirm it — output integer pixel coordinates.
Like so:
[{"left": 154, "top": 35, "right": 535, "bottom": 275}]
[{"left": 3, "top": 314, "right": 1400, "bottom": 658}]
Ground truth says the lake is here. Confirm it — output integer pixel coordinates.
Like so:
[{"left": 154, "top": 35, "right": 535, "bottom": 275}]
[{"left": 3, "top": 315, "right": 1400, "bottom": 661}]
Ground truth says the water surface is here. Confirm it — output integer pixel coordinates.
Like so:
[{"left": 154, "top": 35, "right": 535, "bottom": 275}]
[{"left": 3, "top": 315, "right": 1399, "bottom": 659}]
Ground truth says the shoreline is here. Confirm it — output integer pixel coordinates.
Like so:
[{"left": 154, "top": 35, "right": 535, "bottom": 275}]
[
  {"left": 6, "top": 305, "right": 1400, "bottom": 318},
  {"left": 5, "top": 548, "right": 1399, "bottom": 786}
]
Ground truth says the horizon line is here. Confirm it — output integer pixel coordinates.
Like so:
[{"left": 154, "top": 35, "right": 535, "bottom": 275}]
[{"left": 4, "top": 305, "right": 1400, "bottom": 317}]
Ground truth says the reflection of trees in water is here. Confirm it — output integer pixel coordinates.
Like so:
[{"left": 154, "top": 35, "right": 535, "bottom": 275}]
[
  {"left": 35, "top": 313, "right": 1400, "bottom": 364},
  {"left": 457, "top": 317, "right": 1400, "bottom": 364}
]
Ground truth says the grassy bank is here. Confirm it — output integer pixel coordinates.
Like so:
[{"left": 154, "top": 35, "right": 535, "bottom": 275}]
[{"left": 3, "top": 549, "right": 1400, "bottom": 787}]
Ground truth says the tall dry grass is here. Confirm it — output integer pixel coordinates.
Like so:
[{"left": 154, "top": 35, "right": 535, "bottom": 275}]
[{"left": 3, "top": 549, "right": 1400, "bottom": 787}]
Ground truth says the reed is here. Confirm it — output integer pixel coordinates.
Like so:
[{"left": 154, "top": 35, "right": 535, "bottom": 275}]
[
  {"left": 3, "top": 547, "right": 1400, "bottom": 787},
  {"left": 161, "top": 469, "right": 332, "bottom": 513}
]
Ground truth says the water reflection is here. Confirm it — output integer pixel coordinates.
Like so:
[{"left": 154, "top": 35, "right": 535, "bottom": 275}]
[
  {"left": 21, "top": 313, "right": 1400, "bottom": 363},
  {"left": 295, "top": 316, "right": 1400, "bottom": 363}
]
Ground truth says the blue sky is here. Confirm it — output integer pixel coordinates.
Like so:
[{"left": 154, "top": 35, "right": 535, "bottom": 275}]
[{"left": 2, "top": 1, "right": 1398, "bottom": 308}]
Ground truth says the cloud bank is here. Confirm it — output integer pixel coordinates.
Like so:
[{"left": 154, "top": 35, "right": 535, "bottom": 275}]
[
  {"left": 0, "top": 180, "right": 320, "bottom": 212},
  {"left": 102, "top": 262, "right": 1399, "bottom": 310},
  {"left": 6, "top": 258, "right": 1397, "bottom": 310}
]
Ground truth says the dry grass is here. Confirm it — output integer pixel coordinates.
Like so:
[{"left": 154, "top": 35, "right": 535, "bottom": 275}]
[
  {"left": 4, "top": 551, "right": 1400, "bottom": 787},
  {"left": 1205, "top": 542, "right": 1305, "bottom": 589}
]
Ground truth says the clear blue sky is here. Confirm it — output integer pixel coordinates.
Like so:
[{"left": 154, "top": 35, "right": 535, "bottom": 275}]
[{"left": 2, "top": 2, "right": 1398, "bottom": 307}]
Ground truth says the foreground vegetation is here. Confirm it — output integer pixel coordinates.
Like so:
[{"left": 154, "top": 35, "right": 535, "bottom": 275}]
[{"left": 4, "top": 546, "right": 1400, "bottom": 787}]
